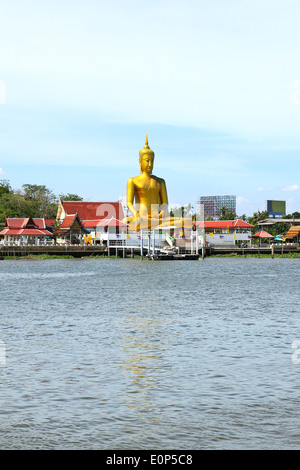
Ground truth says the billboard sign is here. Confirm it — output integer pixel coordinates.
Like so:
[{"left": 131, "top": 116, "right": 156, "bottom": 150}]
[{"left": 267, "top": 200, "right": 286, "bottom": 217}]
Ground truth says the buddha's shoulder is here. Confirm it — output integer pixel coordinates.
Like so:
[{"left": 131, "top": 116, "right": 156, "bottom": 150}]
[
  {"left": 127, "top": 175, "right": 142, "bottom": 184},
  {"left": 152, "top": 175, "right": 166, "bottom": 184}
]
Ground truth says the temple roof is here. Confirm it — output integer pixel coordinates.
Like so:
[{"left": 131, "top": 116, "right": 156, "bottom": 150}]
[
  {"left": 194, "top": 219, "right": 254, "bottom": 229},
  {"left": 0, "top": 217, "right": 53, "bottom": 236},
  {"left": 95, "top": 217, "right": 129, "bottom": 227},
  {"left": 4, "top": 217, "right": 48, "bottom": 229},
  {"left": 60, "top": 201, "right": 124, "bottom": 222},
  {"left": 54, "top": 213, "right": 89, "bottom": 234}
]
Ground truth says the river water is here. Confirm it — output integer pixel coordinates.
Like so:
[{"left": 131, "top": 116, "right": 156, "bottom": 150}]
[{"left": 0, "top": 257, "right": 300, "bottom": 449}]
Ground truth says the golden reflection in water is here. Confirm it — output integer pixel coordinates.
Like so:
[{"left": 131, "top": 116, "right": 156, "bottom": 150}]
[{"left": 116, "top": 314, "right": 169, "bottom": 415}]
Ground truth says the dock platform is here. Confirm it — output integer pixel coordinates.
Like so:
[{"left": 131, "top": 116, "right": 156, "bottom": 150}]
[{"left": 0, "top": 243, "right": 299, "bottom": 259}]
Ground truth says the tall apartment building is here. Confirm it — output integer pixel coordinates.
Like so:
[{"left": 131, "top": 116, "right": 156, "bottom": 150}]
[{"left": 196, "top": 195, "right": 236, "bottom": 219}]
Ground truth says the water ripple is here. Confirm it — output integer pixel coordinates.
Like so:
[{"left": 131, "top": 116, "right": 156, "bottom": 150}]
[{"left": 0, "top": 258, "right": 300, "bottom": 449}]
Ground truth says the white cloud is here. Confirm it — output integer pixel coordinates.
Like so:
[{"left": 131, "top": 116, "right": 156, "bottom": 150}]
[
  {"left": 0, "top": 168, "right": 5, "bottom": 176},
  {"left": 237, "top": 196, "right": 250, "bottom": 205},
  {"left": 1, "top": 0, "right": 300, "bottom": 139},
  {"left": 236, "top": 196, "right": 255, "bottom": 215},
  {"left": 282, "top": 184, "right": 299, "bottom": 191}
]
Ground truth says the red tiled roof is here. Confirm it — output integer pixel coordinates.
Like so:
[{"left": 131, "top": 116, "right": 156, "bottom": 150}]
[
  {"left": 23, "top": 229, "right": 53, "bottom": 236},
  {"left": 0, "top": 228, "right": 52, "bottom": 236},
  {"left": 5, "top": 217, "right": 47, "bottom": 229},
  {"left": 5, "top": 218, "right": 31, "bottom": 229},
  {"left": 0, "top": 228, "right": 21, "bottom": 235},
  {"left": 96, "top": 217, "right": 129, "bottom": 227},
  {"left": 33, "top": 218, "right": 47, "bottom": 229},
  {"left": 45, "top": 219, "right": 56, "bottom": 226},
  {"left": 60, "top": 214, "right": 77, "bottom": 229},
  {"left": 194, "top": 219, "right": 254, "bottom": 229},
  {"left": 54, "top": 214, "right": 89, "bottom": 234},
  {"left": 1, "top": 218, "right": 53, "bottom": 236},
  {"left": 81, "top": 218, "right": 128, "bottom": 228},
  {"left": 62, "top": 201, "right": 124, "bottom": 221},
  {"left": 81, "top": 220, "right": 104, "bottom": 228}
]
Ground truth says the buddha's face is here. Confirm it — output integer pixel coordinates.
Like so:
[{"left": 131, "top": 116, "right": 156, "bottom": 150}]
[{"left": 140, "top": 154, "right": 154, "bottom": 174}]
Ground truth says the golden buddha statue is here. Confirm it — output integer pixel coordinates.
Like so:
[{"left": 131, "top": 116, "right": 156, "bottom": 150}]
[
  {"left": 124, "top": 135, "right": 192, "bottom": 231},
  {"left": 124, "top": 135, "right": 169, "bottom": 230}
]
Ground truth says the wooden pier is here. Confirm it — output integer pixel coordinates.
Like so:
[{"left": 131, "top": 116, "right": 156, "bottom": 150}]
[
  {"left": 0, "top": 245, "right": 108, "bottom": 258},
  {"left": 209, "top": 244, "right": 300, "bottom": 256},
  {"left": 147, "top": 253, "right": 200, "bottom": 261},
  {"left": 0, "top": 243, "right": 299, "bottom": 259}
]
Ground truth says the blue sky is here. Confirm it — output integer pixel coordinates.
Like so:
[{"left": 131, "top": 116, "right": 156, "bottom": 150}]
[{"left": 1, "top": 0, "right": 300, "bottom": 216}]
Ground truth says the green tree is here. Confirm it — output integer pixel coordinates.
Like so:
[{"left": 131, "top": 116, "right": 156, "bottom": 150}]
[
  {"left": 0, "top": 179, "right": 12, "bottom": 197},
  {"left": 218, "top": 205, "right": 236, "bottom": 220},
  {"left": 248, "top": 210, "right": 269, "bottom": 227},
  {"left": 0, "top": 193, "right": 32, "bottom": 224},
  {"left": 60, "top": 193, "right": 83, "bottom": 201},
  {"left": 21, "top": 184, "right": 58, "bottom": 218},
  {"left": 0, "top": 181, "right": 18, "bottom": 225},
  {"left": 170, "top": 203, "right": 193, "bottom": 218},
  {"left": 268, "top": 222, "right": 291, "bottom": 237}
]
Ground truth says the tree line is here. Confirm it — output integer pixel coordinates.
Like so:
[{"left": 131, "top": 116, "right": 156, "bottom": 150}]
[{"left": 0, "top": 179, "right": 82, "bottom": 227}]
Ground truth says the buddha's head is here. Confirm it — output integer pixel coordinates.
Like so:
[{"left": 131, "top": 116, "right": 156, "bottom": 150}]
[{"left": 139, "top": 134, "right": 154, "bottom": 174}]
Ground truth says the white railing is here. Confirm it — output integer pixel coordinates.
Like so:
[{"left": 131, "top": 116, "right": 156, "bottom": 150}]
[{"left": 0, "top": 239, "right": 55, "bottom": 246}]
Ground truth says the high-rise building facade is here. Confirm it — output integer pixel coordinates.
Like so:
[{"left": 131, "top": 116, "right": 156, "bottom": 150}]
[{"left": 196, "top": 195, "right": 236, "bottom": 219}]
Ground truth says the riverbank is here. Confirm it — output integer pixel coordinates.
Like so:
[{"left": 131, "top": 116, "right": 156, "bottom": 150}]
[
  {"left": 1, "top": 253, "right": 118, "bottom": 260},
  {"left": 1, "top": 243, "right": 299, "bottom": 259},
  {"left": 1, "top": 252, "right": 300, "bottom": 260},
  {"left": 211, "top": 252, "right": 300, "bottom": 258}
]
